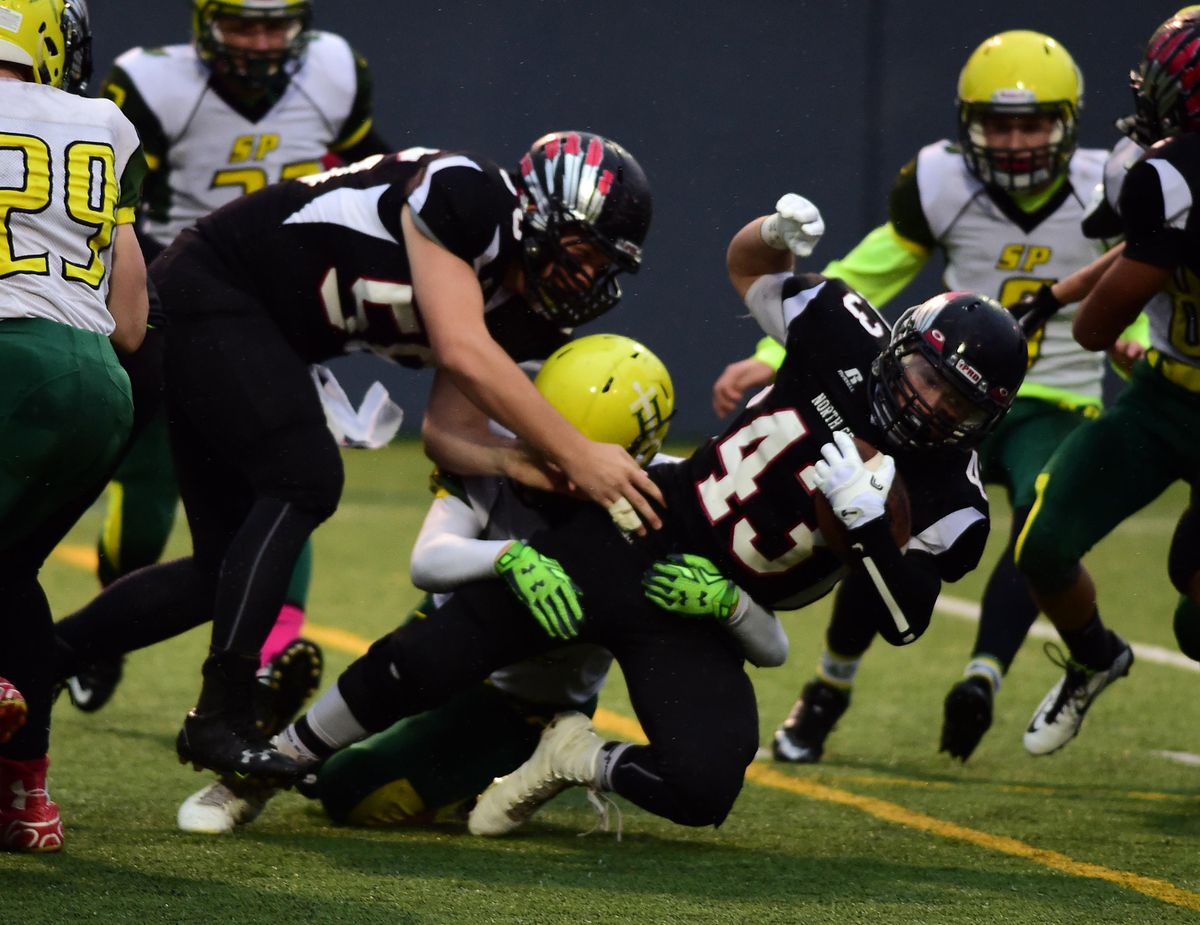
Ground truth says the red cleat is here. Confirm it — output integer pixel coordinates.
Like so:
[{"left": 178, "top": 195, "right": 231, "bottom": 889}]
[
  {"left": 0, "top": 756, "right": 64, "bottom": 853},
  {"left": 0, "top": 677, "right": 27, "bottom": 745}
]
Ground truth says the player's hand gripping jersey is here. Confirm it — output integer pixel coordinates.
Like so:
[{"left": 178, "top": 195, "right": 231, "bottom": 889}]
[
  {"left": 653, "top": 273, "right": 990, "bottom": 614},
  {"left": 0, "top": 81, "right": 146, "bottom": 333},
  {"left": 158, "top": 147, "right": 566, "bottom": 366},
  {"left": 102, "top": 32, "right": 373, "bottom": 248}
]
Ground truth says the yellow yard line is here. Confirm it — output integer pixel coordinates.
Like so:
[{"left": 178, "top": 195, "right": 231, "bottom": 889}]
[
  {"left": 747, "top": 763, "right": 1200, "bottom": 913},
  {"left": 50, "top": 543, "right": 99, "bottom": 571}
]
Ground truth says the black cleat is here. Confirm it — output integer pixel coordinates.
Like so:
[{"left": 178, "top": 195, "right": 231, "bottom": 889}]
[
  {"left": 176, "top": 710, "right": 303, "bottom": 786},
  {"left": 940, "top": 676, "right": 994, "bottom": 762},
  {"left": 64, "top": 655, "right": 125, "bottom": 713},
  {"left": 254, "top": 639, "right": 323, "bottom": 737},
  {"left": 772, "top": 679, "right": 850, "bottom": 764}
]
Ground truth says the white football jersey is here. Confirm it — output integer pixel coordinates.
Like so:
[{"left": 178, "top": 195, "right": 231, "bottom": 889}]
[
  {"left": 0, "top": 81, "right": 143, "bottom": 335},
  {"left": 915, "top": 141, "right": 1110, "bottom": 404},
  {"left": 109, "top": 32, "right": 365, "bottom": 247}
]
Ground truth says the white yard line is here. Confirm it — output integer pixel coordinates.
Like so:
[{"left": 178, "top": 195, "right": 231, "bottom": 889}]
[{"left": 936, "top": 593, "right": 1200, "bottom": 673}]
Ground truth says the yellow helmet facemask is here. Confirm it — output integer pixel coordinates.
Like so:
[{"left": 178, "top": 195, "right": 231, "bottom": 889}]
[
  {"left": 0, "top": 0, "right": 67, "bottom": 87},
  {"left": 956, "top": 30, "right": 1083, "bottom": 192},
  {"left": 534, "top": 334, "right": 674, "bottom": 468}
]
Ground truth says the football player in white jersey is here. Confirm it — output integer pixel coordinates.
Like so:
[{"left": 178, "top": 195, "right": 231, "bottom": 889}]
[
  {"left": 713, "top": 32, "right": 1128, "bottom": 765},
  {"left": 0, "top": 0, "right": 148, "bottom": 853},
  {"left": 63, "top": 0, "right": 389, "bottom": 720}
]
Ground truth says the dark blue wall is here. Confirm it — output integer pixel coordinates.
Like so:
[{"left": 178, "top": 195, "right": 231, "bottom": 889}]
[{"left": 96, "top": 1, "right": 1170, "bottom": 440}]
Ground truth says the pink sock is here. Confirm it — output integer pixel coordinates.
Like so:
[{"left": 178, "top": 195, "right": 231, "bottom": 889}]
[{"left": 259, "top": 604, "right": 306, "bottom": 668}]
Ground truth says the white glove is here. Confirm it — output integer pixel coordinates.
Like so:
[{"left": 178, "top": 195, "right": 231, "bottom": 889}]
[
  {"left": 814, "top": 431, "right": 895, "bottom": 530},
  {"left": 759, "top": 194, "right": 825, "bottom": 257}
]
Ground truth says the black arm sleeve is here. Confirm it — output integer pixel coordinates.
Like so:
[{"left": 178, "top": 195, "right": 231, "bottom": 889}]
[
  {"left": 887, "top": 157, "right": 937, "bottom": 251},
  {"left": 847, "top": 518, "right": 942, "bottom": 646},
  {"left": 1119, "top": 160, "right": 1186, "bottom": 268}
]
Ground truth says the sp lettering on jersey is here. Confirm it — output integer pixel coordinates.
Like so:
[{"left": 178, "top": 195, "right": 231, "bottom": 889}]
[
  {"left": 995, "top": 243, "right": 1052, "bottom": 272},
  {"left": 228, "top": 133, "right": 282, "bottom": 164}
]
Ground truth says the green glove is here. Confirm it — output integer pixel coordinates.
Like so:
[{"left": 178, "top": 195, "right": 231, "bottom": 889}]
[
  {"left": 495, "top": 540, "right": 584, "bottom": 639},
  {"left": 642, "top": 553, "right": 740, "bottom": 620}
]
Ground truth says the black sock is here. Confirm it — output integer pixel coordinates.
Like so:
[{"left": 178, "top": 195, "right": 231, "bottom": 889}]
[
  {"left": 195, "top": 650, "right": 259, "bottom": 716},
  {"left": 974, "top": 514, "right": 1039, "bottom": 672},
  {"left": 1060, "top": 612, "right": 1117, "bottom": 670}
]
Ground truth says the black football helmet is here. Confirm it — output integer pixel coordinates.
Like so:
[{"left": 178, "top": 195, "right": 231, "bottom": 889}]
[
  {"left": 62, "top": 0, "right": 92, "bottom": 94},
  {"left": 870, "top": 292, "right": 1027, "bottom": 452},
  {"left": 1123, "top": 7, "right": 1200, "bottom": 146},
  {"left": 517, "top": 131, "right": 653, "bottom": 326}
]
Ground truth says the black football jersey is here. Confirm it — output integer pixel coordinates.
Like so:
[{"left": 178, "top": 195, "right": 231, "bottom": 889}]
[
  {"left": 652, "top": 273, "right": 989, "bottom": 610},
  {"left": 1120, "top": 133, "right": 1200, "bottom": 276},
  {"left": 182, "top": 147, "right": 565, "bottom": 366}
]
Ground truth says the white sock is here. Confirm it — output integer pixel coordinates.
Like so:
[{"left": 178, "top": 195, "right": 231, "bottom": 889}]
[
  {"left": 817, "top": 649, "right": 860, "bottom": 689},
  {"left": 304, "top": 685, "right": 369, "bottom": 750}
]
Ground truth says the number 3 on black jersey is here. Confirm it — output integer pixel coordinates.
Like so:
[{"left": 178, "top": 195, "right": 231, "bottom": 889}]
[{"left": 0, "top": 132, "right": 118, "bottom": 287}]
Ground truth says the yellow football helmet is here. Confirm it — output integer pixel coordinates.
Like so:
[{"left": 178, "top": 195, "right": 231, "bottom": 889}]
[
  {"left": 956, "top": 30, "right": 1083, "bottom": 191},
  {"left": 0, "top": 0, "right": 67, "bottom": 87},
  {"left": 191, "top": 0, "right": 311, "bottom": 88},
  {"left": 534, "top": 334, "right": 674, "bottom": 467}
]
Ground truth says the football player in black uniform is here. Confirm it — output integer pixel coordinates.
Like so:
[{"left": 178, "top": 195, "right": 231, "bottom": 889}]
[
  {"left": 51, "top": 131, "right": 656, "bottom": 782},
  {"left": 255, "top": 194, "right": 1026, "bottom": 835},
  {"left": 1016, "top": 8, "right": 1200, "bottom": 755}
]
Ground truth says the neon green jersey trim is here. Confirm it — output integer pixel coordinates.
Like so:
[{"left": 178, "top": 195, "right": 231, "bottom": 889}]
[{"left": 819, "top": 222, "right": 930, "bottom": 308}]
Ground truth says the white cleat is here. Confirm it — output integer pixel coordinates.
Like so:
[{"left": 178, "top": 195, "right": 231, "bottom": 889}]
[
  {"left": 177, "top": 778, "right": 275, "bottom": 834},
  {"left": 468, "top": 711, "right": 605, "bottom": 837},
  {"left": 1024, "top": 639, "right": 1133, "bottom": 756}
]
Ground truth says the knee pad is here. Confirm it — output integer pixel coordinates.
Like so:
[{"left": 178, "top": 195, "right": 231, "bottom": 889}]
[{"left": 1168, "top": 506, "right": 1200, "bottom": 596}]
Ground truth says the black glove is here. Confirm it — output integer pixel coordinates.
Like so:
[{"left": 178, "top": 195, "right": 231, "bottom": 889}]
[{"left": 1011, "top": 284, "right": 1062, "bottom": 338}]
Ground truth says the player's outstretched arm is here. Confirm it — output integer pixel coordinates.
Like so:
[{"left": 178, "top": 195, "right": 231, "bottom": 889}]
[
  {"left": 107, "top": 223, "right": 148, "bottom": 353},
  {"left": 422, "top": 370, "right": 567, "bottom": 493},
  {"left": 406, "top": 208, "right": 663, "bottom": 531},
  {"left": 1074, "top": 252, "right": 1170, "bottom": 351},
  {"left": 726, "top": 194, "right": 824, "bottom": 299}
]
